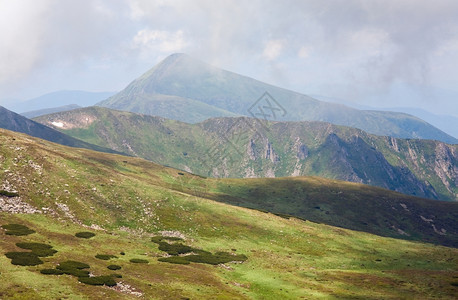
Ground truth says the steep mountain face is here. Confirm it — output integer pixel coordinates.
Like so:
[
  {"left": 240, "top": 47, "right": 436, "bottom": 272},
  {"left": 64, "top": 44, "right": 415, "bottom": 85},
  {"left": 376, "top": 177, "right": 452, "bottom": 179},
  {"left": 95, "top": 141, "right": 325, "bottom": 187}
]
[
  {"left": 97, "top": 53, "right": 457, "bottom": 143},
  {"left": 1, "top": 129, "right": 457, "bottom": 299},
  {"left": 0, "top": 106, "right": 122, "bottom": 155},
  {"left": 34, "top": 107, "right": 458, "bottom": 201}
]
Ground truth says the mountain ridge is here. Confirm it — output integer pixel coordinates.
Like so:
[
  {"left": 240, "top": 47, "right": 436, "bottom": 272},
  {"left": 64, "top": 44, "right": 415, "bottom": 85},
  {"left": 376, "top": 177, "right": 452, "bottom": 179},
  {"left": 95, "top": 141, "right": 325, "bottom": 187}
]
[
  {"left": 34, "top": 106, "right": 458, "bottom": 201},
  {"left": 97, "top": 53, "right": 457, "bottom": 144},
  {"left": 0, "top": 106, "right": 124, "bottom": 155}
]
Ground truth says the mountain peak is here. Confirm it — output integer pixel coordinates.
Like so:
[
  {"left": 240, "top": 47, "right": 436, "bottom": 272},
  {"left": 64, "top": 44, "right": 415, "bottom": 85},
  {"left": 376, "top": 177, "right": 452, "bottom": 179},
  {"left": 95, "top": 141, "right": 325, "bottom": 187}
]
[{"left": 97, "top": 55, "right": 458, "bottom": 144}]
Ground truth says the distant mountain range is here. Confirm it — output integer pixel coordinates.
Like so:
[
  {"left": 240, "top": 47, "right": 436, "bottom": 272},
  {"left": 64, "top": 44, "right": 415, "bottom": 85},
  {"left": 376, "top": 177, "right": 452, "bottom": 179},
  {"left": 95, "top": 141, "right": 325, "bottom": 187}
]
[
  {"left": 0, "top": 106, "right": 122, "bottom": 155},
  {"left": 312, "top": 94, "right": 458, "bottom": 139},
  {"left": 3, "top": 90, "right": 115, "bottom": 114},
  {"left": 21, "top": 104, "right": 82, "bottom": 118},
  {"left": 34, "top": 106, "right": 458, "bottom": 201},
  {"left": 97, "top": 53, "right": 457, "bottom": 144}
]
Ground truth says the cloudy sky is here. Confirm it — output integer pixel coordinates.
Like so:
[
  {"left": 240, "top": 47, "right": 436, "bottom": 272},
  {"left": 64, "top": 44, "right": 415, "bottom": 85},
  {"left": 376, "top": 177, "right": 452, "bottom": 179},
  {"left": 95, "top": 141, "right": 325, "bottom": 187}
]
[{"left": 1, "top": 0, "right": 457, "bottom": 115}]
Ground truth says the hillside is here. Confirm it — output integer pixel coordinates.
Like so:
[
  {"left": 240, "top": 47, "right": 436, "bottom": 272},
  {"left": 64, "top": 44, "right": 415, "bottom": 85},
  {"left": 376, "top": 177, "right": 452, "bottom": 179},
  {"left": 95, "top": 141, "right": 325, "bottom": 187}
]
[
  {"left": 0, "top": 128, "right": 457, "bottom": 299},
  {"left": 34, "top": 106, "right": 458, "bottom": 201},
  {"left": 97, "top": 53, "right": 457, "bottom": 144},
  {"left": 0, "top": 106, "right": 122, "bottom": 155}
]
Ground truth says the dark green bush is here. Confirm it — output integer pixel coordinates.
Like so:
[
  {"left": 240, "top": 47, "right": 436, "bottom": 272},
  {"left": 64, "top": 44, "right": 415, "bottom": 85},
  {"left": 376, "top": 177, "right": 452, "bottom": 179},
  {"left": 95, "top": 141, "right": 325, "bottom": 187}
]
[
  {"left": 0, "top": 190, "right": 19, "bottom": 197},
  {"left": 158, "top": 242, "right": 193, "bottom": 256},
  {"left": 40, "top": 268, "right": 64, "bottom": 275},
  {"left": 95, "top": 254, "right": 117, "bottom": 260},
  {"left": 107, "top": 264, "right": 121, "bottom": 270},
  {"left": 158, "top": 256, "right": 190, "bottom": 265},
  {"left": 185, "top": 252, "right": 248, "bottom": 265},
  {"left": 2, "top": 224, "right": 35, "bottom": 236},
  {"left": 120, "top": 251, "right": 125, "bottom": 255},
  {"left": 56, "top": 260, "right": 90, "bottom": 277},
  {"left": 57, "top": 260, "right": 90, "bottom": 270},
  {"left": 151, "top": 236, "right": 183, "bottom": 243},
  {"left": 75, "top": 232, "right": 95, "bottom": 239},
  {"left": 5, "top": 252, "right": 43, "bottom": 266},
  {"left": 110, "top": 273, "right": 122, "bottom": 278},
  {"left": 129, "top": 258, "right": 148, "bottom": 264},
  {"left": 78, "top": 275, "right": 117, "bottom": 286},
  {"left": 16, "top": 242, "right": 57, "bottom": 257}
]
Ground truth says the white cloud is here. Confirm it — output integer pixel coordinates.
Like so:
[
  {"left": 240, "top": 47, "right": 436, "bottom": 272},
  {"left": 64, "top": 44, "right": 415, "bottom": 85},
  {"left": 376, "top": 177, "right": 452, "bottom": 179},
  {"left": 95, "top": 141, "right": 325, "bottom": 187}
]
[
  {"left": 263, "top": 40, "right": 285, "bottom": 61},
  {"left": 0, "top": 0, "right": 52, "bottom": 83},
  {"left": 298, "top": 46, "right": 311, "bottom": 59},
  {"left": 132, "top": 29, "right": 187, "bottom": 54}
]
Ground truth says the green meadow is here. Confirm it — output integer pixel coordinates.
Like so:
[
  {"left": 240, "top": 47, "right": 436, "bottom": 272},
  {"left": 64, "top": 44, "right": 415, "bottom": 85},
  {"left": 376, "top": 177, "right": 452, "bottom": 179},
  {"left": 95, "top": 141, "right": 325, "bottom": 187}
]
[{"left": 0, "top": 129, "right": 457, "bottom": 299}]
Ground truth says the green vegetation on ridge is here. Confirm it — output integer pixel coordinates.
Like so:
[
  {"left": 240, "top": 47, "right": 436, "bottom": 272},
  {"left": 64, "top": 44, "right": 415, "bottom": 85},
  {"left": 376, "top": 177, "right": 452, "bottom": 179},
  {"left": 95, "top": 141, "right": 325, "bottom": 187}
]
[{"left": 35, "top": 106, "right": 458, "bottom": 201}]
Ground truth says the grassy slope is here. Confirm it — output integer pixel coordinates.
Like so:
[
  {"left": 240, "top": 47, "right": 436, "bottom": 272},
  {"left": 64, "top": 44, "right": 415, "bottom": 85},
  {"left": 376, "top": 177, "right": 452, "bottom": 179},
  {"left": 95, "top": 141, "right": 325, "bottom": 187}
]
[
  {"left": 99, "top": 93, "right": 239, "bottom": 123},
  {"left": 34, "top": 107, "right": 458, "bottom": 201},
  {"left": 0, "top": 129, "right": 458, "bottom": 299},
  {"left": 0, "top": 106, "right": 123, "bottom": 156}
]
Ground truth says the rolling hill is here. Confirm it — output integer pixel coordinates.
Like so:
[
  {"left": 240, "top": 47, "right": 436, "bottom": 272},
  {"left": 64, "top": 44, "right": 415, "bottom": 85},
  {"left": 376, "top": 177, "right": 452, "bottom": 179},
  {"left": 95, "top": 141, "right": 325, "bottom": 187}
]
[
  {"left": 97, "top": 53, "right": 457, "bottom": 144},
  {"left": 0, "top": 128, "right": 457, "bottom": 299},
  {"left": 34, "top": 106, "right": 458, "bottom": 201},
  {"left": 0, "top": 106, "right": 122, "bottom": 155}
]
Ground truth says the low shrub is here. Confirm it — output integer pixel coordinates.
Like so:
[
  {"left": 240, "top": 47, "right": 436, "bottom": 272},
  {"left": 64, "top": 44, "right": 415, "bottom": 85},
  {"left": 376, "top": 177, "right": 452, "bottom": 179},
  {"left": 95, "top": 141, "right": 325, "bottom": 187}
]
[
  {"left": 158, "top": 256, "right": 190, "bottom": 265},
  {"left": 78, "top": 275, "right": 117, "bottom": 286},
  {"left": 151, "top": 236, "right": 183, "bottom": 244},
  {"left": 56, "top": 260, "right": 90, "bottom": 277},
  {"left": 158, "top": 242, "right": 193, "bottom": 256},
  {"left": 95, "top": 254, "right": 117, "bottom": 260},
  {"left": 5, "top": 252, "right": 43, "bottom": 266},
  {"left": 107, "top": 264, "right": 121, "bottom": 270},
  {"left": 40, "top": 268, "right": 64, "bottom": 275},
  {"left": 57, "top": 260, "right": 90, "bottom": 270},
  {"left": 110, "top": 273, "right": 122, "bottom": 278},
  {"left": 185, "top": 252, "right": 248, "bottom": 265},
  {"left": 75, "top": 232, "right": 95, "bottom": 239},
  {"left": 0, "top": 190, "right": 19, "bottom": 197},
  {"left": 2, "top": 224, "right": 35, "bottom": 236},
  {"left": 120, "top": 252, "right": 125, "bottom": 255},
  {"left": 129, "top": 258, "right": 148, "bottom": 264},
  {"left": 16, "top": 242, "right": 57, "bottom": 257}
]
